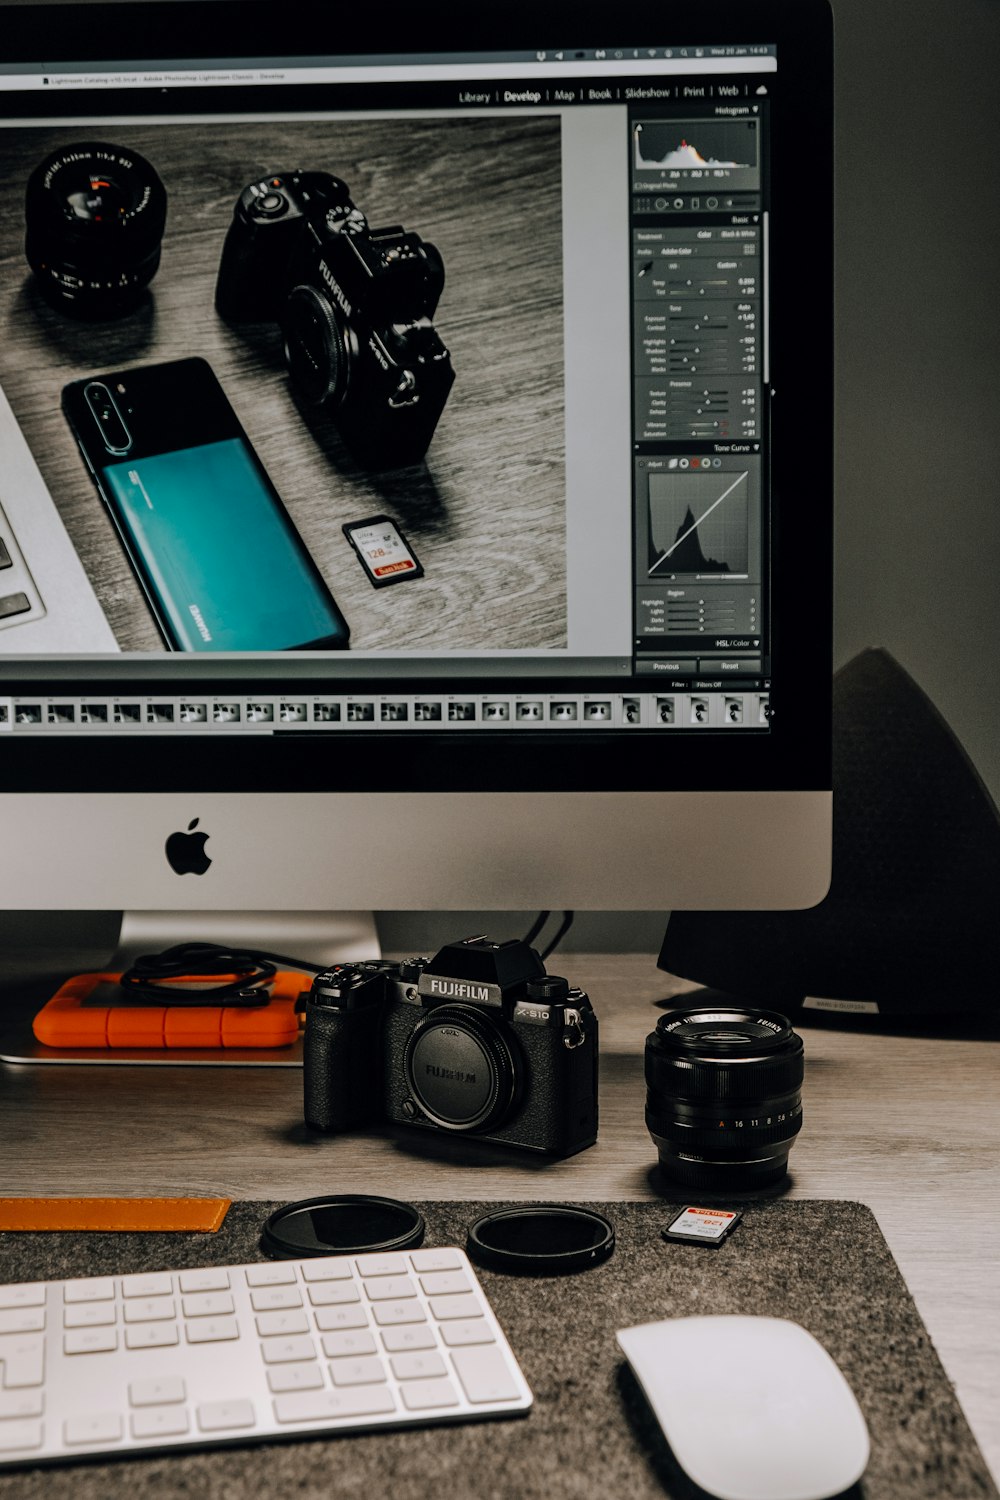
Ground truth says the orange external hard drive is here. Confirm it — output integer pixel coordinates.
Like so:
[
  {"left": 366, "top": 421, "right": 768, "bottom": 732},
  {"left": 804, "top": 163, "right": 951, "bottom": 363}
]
[{"left": 32, "top": 971, "right": 307, "bottom": 1049}]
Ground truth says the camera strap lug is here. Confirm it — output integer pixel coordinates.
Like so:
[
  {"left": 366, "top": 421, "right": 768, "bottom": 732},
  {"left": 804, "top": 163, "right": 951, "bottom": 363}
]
[{"left": 562, "top": 1008, "right": 586, "bottom": 1049}]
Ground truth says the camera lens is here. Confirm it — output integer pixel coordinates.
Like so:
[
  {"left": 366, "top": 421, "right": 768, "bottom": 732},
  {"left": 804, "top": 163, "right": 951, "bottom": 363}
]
[
  {"left": 403, "top": 1004, "right": 520, "bottom": 1133},
  {"left": 645, "top": 1005, "right": 804, "bottom": 1189},
  {"left": 25, "top": 143, "right": 167, "bottom": 319},
  {"left": 284, "top": 284, "right": 351, "bottom": 406}
]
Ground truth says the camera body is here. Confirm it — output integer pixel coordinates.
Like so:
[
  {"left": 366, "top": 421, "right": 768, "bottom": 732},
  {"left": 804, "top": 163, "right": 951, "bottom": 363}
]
[
  {"left": 304, "top": 937, "right": 598, "bottom": 1157},
  {"left": 216, "top": 171, "right": 454, "bottom": 468}
]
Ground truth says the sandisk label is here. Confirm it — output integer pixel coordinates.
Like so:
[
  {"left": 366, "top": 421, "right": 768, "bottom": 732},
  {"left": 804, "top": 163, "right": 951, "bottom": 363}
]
[
  {"left": 663, "top": 1206, "right": 742, "bottom": 1245},
  {"left": 343, "top": 515, "right": 424, "bottom": 588}
]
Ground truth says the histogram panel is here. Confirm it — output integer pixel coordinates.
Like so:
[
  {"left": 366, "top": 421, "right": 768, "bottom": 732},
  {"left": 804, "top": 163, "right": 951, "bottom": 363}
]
[{"left": 632, "top": 118, "right": 760, "bottom": 191}]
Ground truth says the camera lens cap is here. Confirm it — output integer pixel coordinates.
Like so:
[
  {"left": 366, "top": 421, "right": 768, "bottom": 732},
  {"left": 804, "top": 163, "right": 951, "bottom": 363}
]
[
  {"left": 261, "top": 1195, "right": 425, "bottom": 1260},
  {"left": 466, "top": 1204, "right": 614, "bottom": 1275}
]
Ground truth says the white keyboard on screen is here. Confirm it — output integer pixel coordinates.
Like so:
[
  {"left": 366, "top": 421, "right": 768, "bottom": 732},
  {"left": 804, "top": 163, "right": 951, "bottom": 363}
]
[{"left": 0, "top": 1247, "right": 532, "bottom": 1467}]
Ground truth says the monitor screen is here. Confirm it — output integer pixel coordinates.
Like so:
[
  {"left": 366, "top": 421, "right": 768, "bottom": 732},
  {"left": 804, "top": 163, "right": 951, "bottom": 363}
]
[{"left": 0, "top": 0, "right": 833, "bottom": 916}]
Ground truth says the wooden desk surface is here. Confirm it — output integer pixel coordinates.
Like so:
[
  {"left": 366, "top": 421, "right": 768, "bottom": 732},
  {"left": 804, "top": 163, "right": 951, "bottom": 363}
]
[{"left": 1, "top": 953, "right": 998, "bottom": 1483}]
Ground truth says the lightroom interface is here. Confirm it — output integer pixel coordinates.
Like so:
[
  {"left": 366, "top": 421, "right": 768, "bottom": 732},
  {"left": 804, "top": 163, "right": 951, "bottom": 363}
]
[{"left": 0, "top": 41, "right": 776, "bottom": 734}]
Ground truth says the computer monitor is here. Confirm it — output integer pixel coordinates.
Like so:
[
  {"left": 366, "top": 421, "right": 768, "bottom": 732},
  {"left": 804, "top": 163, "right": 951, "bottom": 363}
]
[{"left": 0, "top": 1, "right": 833, "bottom": 943}]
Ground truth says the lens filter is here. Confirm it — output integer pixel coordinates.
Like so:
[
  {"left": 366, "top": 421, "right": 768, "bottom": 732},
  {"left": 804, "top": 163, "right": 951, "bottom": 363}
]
[
  {"left": 466, "top": 1204, "right": 614, "bottom": 1275},
  {"left": 261, "top": 1195, "right": 425, "bottom": 1260}
]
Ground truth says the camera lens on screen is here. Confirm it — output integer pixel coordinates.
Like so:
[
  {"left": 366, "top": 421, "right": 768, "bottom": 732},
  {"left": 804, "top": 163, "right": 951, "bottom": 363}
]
[
  {"left": 645, "top": 1006, "right": 804, "bottom": 1189},
  {"left": 25, "top": 143, "right": 167, "bottom": 318}
]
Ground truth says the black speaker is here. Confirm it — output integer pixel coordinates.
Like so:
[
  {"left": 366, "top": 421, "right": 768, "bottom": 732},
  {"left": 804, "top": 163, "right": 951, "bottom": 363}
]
[{"left": 659, "top": 648, "right": 1000, "bottom": 1019}]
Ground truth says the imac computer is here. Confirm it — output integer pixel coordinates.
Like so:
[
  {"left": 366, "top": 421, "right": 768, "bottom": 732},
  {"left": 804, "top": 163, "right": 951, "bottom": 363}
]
[{"left": 0, "top": 1, "right": 833, "bottom": 976}]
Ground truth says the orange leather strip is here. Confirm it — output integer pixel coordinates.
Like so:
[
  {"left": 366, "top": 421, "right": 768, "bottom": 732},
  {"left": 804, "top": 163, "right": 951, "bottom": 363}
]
[{"left": 0, "top": 1197, "right": 231, "bottom": 1232}]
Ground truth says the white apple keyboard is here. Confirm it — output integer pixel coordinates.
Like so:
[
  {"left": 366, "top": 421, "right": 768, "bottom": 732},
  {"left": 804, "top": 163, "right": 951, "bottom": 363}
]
[{"left": 0, "top": 1247, "right": 532, "bottom": 1467}]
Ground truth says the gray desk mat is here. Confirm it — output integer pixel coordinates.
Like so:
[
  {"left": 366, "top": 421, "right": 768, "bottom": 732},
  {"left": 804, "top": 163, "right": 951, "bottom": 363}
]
[{"left": 0, "top": 1199, "right": 995, "bottom": 1500}]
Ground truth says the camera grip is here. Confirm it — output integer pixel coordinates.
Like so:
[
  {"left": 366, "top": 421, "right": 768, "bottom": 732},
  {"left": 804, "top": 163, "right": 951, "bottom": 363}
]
[{"left": 303, "top": 1002, "right": 383, "bottom": 1132}]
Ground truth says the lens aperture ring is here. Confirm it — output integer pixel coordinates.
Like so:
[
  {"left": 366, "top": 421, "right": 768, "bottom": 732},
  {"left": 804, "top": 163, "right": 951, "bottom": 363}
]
[{"left": 644, "top": 1049, "right": 803, "bottom": 1102}]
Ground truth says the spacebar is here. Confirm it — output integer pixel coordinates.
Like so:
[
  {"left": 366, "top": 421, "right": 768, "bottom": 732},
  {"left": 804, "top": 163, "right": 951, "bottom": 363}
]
[{"left": 273, "top": 1387, "right": 396, "bottom": 1423}]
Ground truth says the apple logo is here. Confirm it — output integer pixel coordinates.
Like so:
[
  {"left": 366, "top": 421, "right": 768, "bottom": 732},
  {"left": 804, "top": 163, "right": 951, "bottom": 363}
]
[{"left": 165, "top": 817, "right": 212, "bottom": 876}]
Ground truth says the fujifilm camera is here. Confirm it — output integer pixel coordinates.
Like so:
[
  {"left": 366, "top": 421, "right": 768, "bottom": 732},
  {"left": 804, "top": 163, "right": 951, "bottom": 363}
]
[
  {"left": 303, "top": 936, "right": 598, "bottom": 1157},
  {"left": 215, "top": 170, "right": 454, "bottom": 469}
]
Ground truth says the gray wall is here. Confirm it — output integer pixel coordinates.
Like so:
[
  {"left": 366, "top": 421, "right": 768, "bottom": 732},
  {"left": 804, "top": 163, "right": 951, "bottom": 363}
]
[
  {"left": 1, "top": 0, "right": 997, "bottom": 958},
  {"left": 831, "top": 0, "right": 1000, "bottom": 801}
]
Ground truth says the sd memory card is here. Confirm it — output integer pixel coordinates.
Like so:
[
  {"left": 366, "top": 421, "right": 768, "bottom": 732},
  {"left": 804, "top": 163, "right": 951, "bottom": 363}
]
[{"left": 662, "top": 1206, "right": 742, "bottom": 1247}]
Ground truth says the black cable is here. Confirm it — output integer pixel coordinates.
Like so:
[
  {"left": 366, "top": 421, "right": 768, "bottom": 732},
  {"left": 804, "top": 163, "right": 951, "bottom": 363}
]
[
  {"left": 118, "top": 942, "right": 325, "bottom": 1007},
  {"left": 521, "top": 911, "right": 550, "bottom": 948},
  {"left": 520, "top": 910, "right": 575, "bottom": 962},
  {"left": 539, "top": 911, "right": 574, "bottom": 961}
]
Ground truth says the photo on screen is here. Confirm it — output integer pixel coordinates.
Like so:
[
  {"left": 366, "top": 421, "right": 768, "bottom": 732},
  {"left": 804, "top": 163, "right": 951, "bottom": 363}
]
[{"left": 0, "top": 114, "right": 566, "bottom": 653}]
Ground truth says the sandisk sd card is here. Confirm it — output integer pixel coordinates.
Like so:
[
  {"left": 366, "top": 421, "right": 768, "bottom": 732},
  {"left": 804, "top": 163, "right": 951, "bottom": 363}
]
[
  {"left": 343, "top": 515, "right": 423, "bottom": 588},
  {"left": 662, "top": 1205, "right": 742, "bottom": 1247}
]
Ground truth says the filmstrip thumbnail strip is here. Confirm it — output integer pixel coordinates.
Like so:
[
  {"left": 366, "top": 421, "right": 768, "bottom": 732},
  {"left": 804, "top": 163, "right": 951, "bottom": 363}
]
[{"left": 1, "top": 693, "right": 769, "bottom": 731}]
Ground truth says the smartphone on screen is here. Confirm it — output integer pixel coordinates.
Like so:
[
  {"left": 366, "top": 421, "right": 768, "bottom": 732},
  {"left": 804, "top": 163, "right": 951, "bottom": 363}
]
[{"left": 62, "top": 357, "right": 350, "bottom": 652}]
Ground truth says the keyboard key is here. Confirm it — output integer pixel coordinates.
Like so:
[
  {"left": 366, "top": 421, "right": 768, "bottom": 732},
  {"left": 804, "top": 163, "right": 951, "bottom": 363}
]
[
  {"left": 129, "top": 1376, "right": 186, "bottom": 1407},
  {"left": 418, "top": 1271, "right": 472, "bottom": 1297},
  {"left": 250, "top": 1287, "right": 302, "bottom": 1313},
  {"left": 273, "top": 1387, "right": 395, "bottom": 1425},
  {"left": 321, "top": 1330, "right": 376, "bottom": 1359},
  {"left": 0, "top": 1285, "right": 46, "bottom": 1310},
  {"left": 179, "top": 1270, "right": 230, "bottom": 1294},
  {"left": 313, "top": 1305, "right": 369, "bottom": 1332},
  {"left": 185, "top": 1317, "right": 239, "bottom": 1344},
  {"left": 0, "top": 1337, "right": 44, "bottom": 1386},
  {"left": 64, "top": 1278, "right": 115, "bottom": 1304},
  {"left": 256, "top": 1310, "right": 309, "bottom": 1338},
  {"left": 355, "top": 1254, "right": 407, "bottom": 1278},
  {"left": 122, "top": 1273, "right": 174, "bottom": 1299},
  {"left": 0, "top": 540, "right": 11, "bottom": 569},
  {"left": 0, "top": 1309, "right": 45, "bottom": 1335},
  {"left": 132, "top": 1407, "right": 190, "bottom": 1439},
  {"left": 0, "top": 1420, "right": 43, "bottom": 1453},
  {"left": 399, "top": 1378, "right": 459, "bottom": 1411},
  {"left": 245, "top": 1266, "right": 297, "bottom": 1288},
  {"left": 429, "top": 1294, "right": 483, "bottom": 1321},
  {"left": 0, "top": 593, "right": 30, "bottom": 622},
  {"left": 260, "top": 1336, "right": 316, "bottom": 1365},
  {"left": 451, "top": 1346, "right": 522, "bottom": 1403},
  {"left": 308, "top": 1283, "right": 360, "bottom": 1308},
  {"left": 64, "top": 1304, "right": 116, "bottom": 1329},
  {"left": 64, "top": 1413, "right": 123, "bottom": 1446},
  {"left": 266, "top": 1363, "right": 324, "bottom": 1394},
  {"left": 409, "top": 1250, "right": 463, "bottom": 1273},
  {"left": 364, "top": 1277, "right": 415, "bottom": 1302},
  {"left": 182, "top": 1292, "right": 235, "bottom": 1319},
  {"left": 372, "top": 1302, "right": 426, "bottom": 1327},
  {"left": 125, "top": 1323, "right": 179, "bottom": 1350},
  {"left": 64, "top": 1328, "right": 118, "bottom": 1355},
  {"left": 329, "top": 1356, "right": 385, "bottom": 1386},
  {"left": 390, "top": 1351, "right": 447, "bottom": 1381},
  {"left": 197, "top": 1400, "right": 255, "bottom": 1432},
  {"left": 440, "top": 1320, "right": 495, "bottom": 1348},
  {"left": 0, "top": 1390, "right": 43, "bottom": 1420},
  {"left": 300, "top": 1259, "right": 353, "bottom": 1283},
  {"left": 379, "top": 1325, "right": 437, "bottom": 1353},
  {"left": 123, "top": 1298, "right": 175, "bottom": 1323}
]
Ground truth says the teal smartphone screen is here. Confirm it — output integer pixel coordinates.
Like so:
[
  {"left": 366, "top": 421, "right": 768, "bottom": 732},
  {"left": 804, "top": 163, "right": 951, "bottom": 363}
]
[{"left": 103, "top": 439, "right": 348, "bottom": 651}]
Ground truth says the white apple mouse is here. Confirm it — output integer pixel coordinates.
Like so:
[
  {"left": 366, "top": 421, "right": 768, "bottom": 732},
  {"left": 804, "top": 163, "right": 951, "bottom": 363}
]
[{"left": 616, "top": 1315, "right": 870, "bottom": 1500}]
